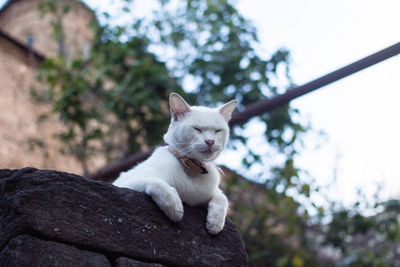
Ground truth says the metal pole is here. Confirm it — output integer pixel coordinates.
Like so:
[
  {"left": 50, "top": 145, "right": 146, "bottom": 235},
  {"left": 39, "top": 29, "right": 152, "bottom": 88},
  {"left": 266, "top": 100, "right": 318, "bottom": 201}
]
[
  {"left": 229, "top": 41, "right": 400, "bottom": 126},
  {"left": 90, "top": 41, "right": 400, "bottom": 181}
]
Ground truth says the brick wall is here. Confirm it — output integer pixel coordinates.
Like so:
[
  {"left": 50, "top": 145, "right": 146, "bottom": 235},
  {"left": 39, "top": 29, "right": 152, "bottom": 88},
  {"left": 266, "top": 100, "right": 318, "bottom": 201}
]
[
  {"left": 0, "top": 0, "right": 98, "bottom": 174},
  {"left": 0, "top": 0, "right": 94, "bottom": 59},
  {"left": 0, "top": 33, "right": 85, "bottom": 172}
]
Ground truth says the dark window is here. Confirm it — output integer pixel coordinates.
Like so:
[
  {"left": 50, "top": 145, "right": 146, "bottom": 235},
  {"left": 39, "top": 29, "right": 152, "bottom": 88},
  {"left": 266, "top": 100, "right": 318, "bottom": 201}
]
[{"left": 26, "top": 34, "right": 33, "bottom": 49}]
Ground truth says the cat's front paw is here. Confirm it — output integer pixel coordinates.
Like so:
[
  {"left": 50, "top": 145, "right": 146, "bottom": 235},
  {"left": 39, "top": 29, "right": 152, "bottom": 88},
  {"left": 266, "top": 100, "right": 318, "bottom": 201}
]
[
  {"left": 165, "top": 200, "right": 184, "bottom": 222},
  {"left": 159, "top": 194, "right": 184, "bottom": 222},
  {"left": 206, "top": 214, "right": 225, "bottom": 234}
]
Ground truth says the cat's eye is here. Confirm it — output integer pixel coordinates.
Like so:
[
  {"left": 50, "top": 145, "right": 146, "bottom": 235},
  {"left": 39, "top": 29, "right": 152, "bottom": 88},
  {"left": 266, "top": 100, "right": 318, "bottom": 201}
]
[
  {"left": 193, "top": 127, "right": 202, "bottom": 133},
  {"left": 215, "top": 129, "right": 222, "bottom": 133}
]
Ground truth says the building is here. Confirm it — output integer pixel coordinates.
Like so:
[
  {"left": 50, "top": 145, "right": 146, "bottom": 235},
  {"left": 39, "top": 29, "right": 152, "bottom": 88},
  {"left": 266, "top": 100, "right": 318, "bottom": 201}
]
[{"left": 0, "top": 0, "right": 95, "bottom": 173}]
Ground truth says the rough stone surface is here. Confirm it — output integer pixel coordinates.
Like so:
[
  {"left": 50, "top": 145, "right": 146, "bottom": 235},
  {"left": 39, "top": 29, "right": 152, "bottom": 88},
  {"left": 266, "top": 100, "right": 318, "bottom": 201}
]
[
  {"left": 115, "top": 257, "right": 165, "bottom": 267},
  {"left": 0, "top": 234, "right": 110, "bottom": 267},
  {"left": 0, "top": 168, "right": 248, "bottom": 266}
]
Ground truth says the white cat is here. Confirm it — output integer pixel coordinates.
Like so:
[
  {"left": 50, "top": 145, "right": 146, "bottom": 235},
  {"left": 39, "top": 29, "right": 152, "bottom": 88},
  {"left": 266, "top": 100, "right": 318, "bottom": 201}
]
[{"left": 113, "top": 93, "right": 238, "bottom": 234}]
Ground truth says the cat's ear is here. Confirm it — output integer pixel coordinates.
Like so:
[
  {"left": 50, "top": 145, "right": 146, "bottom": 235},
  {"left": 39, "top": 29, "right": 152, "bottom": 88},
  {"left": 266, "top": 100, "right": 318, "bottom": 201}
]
[
  {"left": 170, "top": 93, "right": 191, "bottom": 121},
  {"left": 219, "top": 100, "right": 238, "bottom": 122}
]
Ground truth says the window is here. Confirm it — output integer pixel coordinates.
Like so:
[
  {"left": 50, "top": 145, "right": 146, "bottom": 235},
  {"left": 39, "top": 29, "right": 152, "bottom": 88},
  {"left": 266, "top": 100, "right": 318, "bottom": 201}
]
[{"left": 26, "top": 34, "right": 33, "bottom": 50}]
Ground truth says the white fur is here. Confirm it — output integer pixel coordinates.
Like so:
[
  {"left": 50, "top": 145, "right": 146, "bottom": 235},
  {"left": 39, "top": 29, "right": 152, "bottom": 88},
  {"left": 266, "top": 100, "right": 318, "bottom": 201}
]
[{"left": 113, "top": 93, "right": 237, "bottom": 234}]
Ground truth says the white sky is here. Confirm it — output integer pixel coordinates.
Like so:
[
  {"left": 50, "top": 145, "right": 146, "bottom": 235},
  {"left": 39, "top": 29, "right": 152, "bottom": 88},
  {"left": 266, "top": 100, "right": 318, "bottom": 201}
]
[{"left": 235, "top": 0, "right": 400, "bottom": 206}]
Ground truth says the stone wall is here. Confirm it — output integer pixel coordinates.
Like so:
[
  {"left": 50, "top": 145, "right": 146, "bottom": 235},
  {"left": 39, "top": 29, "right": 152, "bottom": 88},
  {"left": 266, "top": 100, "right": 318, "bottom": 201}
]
[{"left": 0, "top": 168, "right": 249, "bottom": 266}]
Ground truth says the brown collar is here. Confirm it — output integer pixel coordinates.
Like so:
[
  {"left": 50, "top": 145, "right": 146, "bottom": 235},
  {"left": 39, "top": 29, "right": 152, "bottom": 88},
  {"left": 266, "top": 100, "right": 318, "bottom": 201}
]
[{"left": 168, "top": 146, "right": 208, "bottom": 174}]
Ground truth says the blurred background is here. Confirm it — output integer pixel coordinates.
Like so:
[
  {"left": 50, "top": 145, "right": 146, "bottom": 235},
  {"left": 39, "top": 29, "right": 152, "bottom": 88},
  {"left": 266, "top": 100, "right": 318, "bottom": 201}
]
[{"left": 0, "top": 0, "right": 399, "bottom": 265}]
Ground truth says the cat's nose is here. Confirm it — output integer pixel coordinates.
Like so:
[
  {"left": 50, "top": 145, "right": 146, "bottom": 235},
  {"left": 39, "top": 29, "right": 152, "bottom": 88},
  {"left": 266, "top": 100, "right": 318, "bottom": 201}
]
[{"left": 205, "top": 140, "right": 214, "bottom": 147}]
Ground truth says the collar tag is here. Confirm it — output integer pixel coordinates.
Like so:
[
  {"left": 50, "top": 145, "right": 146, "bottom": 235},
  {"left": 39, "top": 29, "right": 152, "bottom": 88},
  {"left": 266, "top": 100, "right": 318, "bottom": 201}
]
[{"left": 168, "top": 146, "right": 208, "bottom": 174}]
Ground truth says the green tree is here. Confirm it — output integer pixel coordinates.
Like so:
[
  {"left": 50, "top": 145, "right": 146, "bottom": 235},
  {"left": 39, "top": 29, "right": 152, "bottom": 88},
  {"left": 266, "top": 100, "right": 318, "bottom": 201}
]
[
  {"left": 34, "top": 0, "right": 182, "bottom": 175},
  {"left": 325, "top": 198, "right": 400, "bottom": 266},
  {"left": 34, "top": 0, "right": 303, "bottom": 180}
]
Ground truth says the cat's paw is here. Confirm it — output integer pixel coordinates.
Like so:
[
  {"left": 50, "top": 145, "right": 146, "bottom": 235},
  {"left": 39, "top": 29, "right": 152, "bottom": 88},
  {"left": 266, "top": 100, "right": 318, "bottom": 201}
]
[
  {"left": 206, "top": 214, "right": 225, "bottom": 234},
  {"left": 164, "top": 200, "right": 184, "bottom": 222},
  {"left": 159, "top": 193, "right": 184, "bottom": 222},
  {"left": 147, "top": 182, "right": 184, "bottom": 222}
]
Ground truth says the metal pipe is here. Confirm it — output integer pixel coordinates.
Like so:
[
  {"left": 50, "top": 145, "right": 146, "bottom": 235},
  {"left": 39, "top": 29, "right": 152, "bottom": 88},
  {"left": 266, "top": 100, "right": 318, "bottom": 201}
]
[
  {"left": 90, "top": 41, "right": 400, "bottom": 181},
  {"left": 229, "top": 41, "right": 400, "bottom": 126}
]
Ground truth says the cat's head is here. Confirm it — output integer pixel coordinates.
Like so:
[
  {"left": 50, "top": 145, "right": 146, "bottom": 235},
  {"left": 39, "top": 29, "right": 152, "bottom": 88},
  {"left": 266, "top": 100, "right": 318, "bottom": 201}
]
[{"left": 163, "top": 93, "right": 238, "bottom": 162}]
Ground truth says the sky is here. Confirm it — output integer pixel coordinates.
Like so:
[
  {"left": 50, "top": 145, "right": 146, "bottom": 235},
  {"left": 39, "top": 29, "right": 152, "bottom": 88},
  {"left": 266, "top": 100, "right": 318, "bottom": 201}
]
[
  {"left": 234, "top": 0, "right": 400, "bottom": 207},
  {"left": 1, "top": 0, "right": 399, "bottom": 208}
]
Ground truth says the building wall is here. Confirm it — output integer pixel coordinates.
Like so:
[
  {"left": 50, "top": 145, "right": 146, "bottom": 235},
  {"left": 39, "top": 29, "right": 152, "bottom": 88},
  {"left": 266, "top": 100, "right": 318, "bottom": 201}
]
[
  {"left": 0, "top": 0, "right": 98, "bottom": 174},
  {"left": 0, "top": 33, "right": 84, "bottom": 172},
  {"left": 0, "top": 0, "right": 94, "bottom": 59}
]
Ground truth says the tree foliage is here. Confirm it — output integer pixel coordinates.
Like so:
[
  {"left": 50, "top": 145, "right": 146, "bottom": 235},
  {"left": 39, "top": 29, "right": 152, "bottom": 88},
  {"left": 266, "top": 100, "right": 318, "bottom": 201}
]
[
  {"left": 325, "top": 199, "right": 400, "bottom": 266},
  {"left": 32, "top": 0, "right": 400, "bottom": 266}
]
